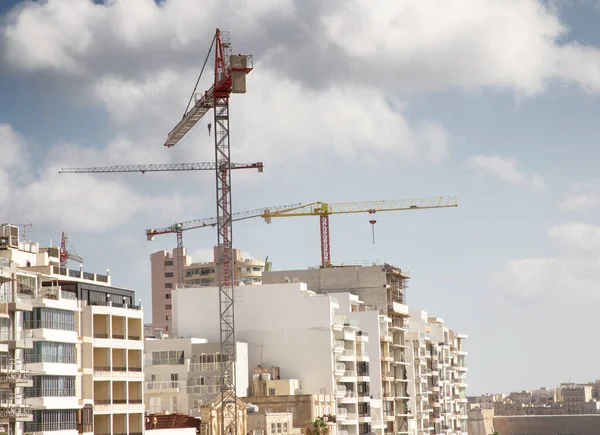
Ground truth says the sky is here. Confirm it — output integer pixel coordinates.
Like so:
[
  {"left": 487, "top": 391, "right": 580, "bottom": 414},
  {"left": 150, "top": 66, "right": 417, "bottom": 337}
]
[{"left": 2, "top": 0, "right": 600, "bottom": 396}]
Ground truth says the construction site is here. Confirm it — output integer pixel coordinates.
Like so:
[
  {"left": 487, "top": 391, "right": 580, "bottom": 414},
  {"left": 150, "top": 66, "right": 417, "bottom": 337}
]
[{"left": 2, "top": 26, "right": 468, "bottom": 435}]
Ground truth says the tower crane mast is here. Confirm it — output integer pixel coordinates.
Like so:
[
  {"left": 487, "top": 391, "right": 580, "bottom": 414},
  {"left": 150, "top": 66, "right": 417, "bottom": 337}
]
[
  {"left": 163, "top": 29, "right": 253, "bottom": 435},
  {"left": 59, "top": 232, "right": 83, "bottom": 270},
  {"left": 262, "top": 196, "right": 459, "bottom": 268}
]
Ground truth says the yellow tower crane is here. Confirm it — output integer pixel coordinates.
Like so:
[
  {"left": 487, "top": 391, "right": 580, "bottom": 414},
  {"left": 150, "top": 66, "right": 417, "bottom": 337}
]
[{"left": 261, "top": 196, "right": 458, "bottom": 268}]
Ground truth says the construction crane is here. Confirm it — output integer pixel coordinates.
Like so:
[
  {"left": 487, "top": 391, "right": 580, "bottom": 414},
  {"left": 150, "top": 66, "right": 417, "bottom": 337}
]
[
  {"left": 58, "top": 162, "right": 264, "bottom": 174},
  {"left": 145, "top": 203, "right": 300, "bottom": 286},
  {"left": 58, "top": 161, "right": 264, "bottom": 288},
  {"left": 59, "top": 232, "right": 83, "bottom": 270},
  {"left": 163, "top": 29, "right": 253, "bottom": 435},
  {"left": 261, "top": 196, "right": 459, "bottom": 268}
]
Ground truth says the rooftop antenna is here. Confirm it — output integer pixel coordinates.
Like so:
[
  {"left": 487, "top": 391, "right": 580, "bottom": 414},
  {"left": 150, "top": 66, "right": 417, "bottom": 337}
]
[{"left": 15, "top": 223, "right": 33, "bottom": 242}]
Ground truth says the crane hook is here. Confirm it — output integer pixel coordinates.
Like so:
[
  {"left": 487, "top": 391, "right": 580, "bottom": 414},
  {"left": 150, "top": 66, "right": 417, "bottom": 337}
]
[{"left": 208, "top": 123, "right": 212, "bottom": 137}]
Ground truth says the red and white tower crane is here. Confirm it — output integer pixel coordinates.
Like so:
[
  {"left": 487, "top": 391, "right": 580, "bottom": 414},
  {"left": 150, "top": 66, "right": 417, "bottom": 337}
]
[
  {"left": 59, "top": 232, "right": 83, "bottom": 270},
  {"left": 163, "top": 29, "right": 253, "bottom": 435}
]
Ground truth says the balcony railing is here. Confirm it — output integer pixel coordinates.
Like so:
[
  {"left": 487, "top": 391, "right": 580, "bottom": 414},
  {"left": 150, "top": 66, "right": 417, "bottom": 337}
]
[
  {"left": 186, "top": 385, "right": 220, "bottom": 394},
  {"left": 24, "top": 388, "right": 76, "bottom": 398},
  {"left": 146, "top": 381, "right": 180, "bottom": 390},
  {"left": 189, "top": 362, "right": 222, "bottom": 372},
  {"left": 342, "top": 370, "right": 356, "bottom": 377},
  {"left": 24, "top": 319, "right": 75, "bottom": 331},
  {"left": 25, "top": 422, "right": 77, "bottom": 432}
]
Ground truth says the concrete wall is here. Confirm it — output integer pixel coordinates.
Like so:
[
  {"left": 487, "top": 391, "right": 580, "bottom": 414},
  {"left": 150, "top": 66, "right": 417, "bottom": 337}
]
[
  {"left": 172, "top": 283, "right": 337, "bottom": 395},
  {"left": 493, "top": 415, "right": 600, "bottom": 434}
]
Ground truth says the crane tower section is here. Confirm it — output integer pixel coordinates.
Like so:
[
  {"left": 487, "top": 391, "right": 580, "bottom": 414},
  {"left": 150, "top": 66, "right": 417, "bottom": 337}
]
[{"left": 163, "top": 29, "right": 252, "bottom": 435}]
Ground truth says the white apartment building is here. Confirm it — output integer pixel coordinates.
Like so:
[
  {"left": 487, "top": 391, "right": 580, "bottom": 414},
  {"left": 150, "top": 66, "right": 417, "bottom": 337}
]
[
  {"left": 264, "top": 264, "right": 414, "bottom": 435},
  {"left": 172, "top": 282, "right": 371, "bottom": 435},
  {"left": 0, "top": 223, "right": 145, "bottom": 435},
  {"left": 407, "top": 310, "right": 468, "bottom": 435},
  {"left": 144, "top": 336, "right": 249, "bottom": 417}
]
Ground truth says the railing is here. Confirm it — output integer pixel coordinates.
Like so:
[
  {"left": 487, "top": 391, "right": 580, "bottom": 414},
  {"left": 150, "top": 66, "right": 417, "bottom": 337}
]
[
  {"left": 343, "top": 391, "right": 357, "bottom": 399},
  {"left": 25, "top": 422, "right": 77, "bottom": 432},
  {"left": 93, "top": 366, "right": 111, "bottom": 373},
  {"left": 128, "top": 335, "right": 141, "bottom": 341},
  {"left": 337, "top": 408, "right": 348, "bottom": 416},
  {"left": 342, "top": 370, "right": 356, "bottom": 377},
  {"left": 334, "top": 340, "right": 345, "bottom": 349},
  {"left": 146, "top": 381, "right": 180, "bottom": 390},
  {"left": 0, "top": 330, "right": 32, "bottom": 341},
  {"left": 186, "top": 385, "right": 220, "bottom": 394},
  {"left": 340, "top": 350, "right": 354, "bottom": 357},
  {"left": 24, "top": 353, "right": 76, "bottom": 364},
  {"left": 343, "top": 413, "right": 358, "bottom": 421},
  {"left": 112, "top": 334, "right": 125, "bottom": 339},
  {"left": 24, "top": 388, "right": 76, "bottom": 397},
  {"left": 144, "top": 358, "right": 185, "bottom": 366},
  {"left": 93, "top": 333, "right": 109, "bottom": 338},
  {"left": 391, "top": 317, "right": 409, "bottom": 329},
  {"left": 112, "top": 366, "right": 127, "bottom": 372},
  {"left": 189, "top": 362, "right": 222, "bottom": 372},
  {"left": 24, "top": 319, "right": 75, "bottom": 331}
]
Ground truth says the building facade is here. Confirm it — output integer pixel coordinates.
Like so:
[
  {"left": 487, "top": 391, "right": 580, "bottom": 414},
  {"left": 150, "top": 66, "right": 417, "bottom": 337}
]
[
  {"left": 144, "top": 336, "right": 249, "bottom": 417},
  {"left": 0, "top": 223, "right": 144, "bottom": 435},
  {"left": 150, "top": 246, "right": 265, "bottom": 333}
]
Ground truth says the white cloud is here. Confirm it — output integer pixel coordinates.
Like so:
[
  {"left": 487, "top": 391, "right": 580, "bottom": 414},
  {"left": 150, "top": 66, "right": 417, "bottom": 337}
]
[
  {"left": 492, "top": 256, "right": 600, "bottom": 301},
  {"left": 559, "top": 179, "right": 600, "bottom": 211},
  {"left": 549, "top": 222, "right": 600, "bottom": 252},
  {"left": 0, "top": 125, "right": 190, "bottom": 232},
  {"left": 3, "top": 0, "right": 600, "bottom": 96},
  {"left": 465, "top": 154, "right": 546, "bottom": 191},
  {"left": 495, "top": 221, "right": 600, "bottom": 301}
]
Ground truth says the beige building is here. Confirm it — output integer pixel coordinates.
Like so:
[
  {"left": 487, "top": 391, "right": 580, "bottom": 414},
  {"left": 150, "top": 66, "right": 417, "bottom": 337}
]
[
  {"left": 0, "top": 223, "right": 145, "bottom": 435},
  {"left": 150, "top": 246, "right": 265, "bottom": 333},
  {"left": 247, "top": 410, "right": 301, "bottom": 435}
]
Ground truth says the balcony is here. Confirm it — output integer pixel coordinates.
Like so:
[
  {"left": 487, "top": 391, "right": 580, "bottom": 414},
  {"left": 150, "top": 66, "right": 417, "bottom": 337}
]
[
  {"left": 333, "top": 340, "right": 345, "bottom": 354},
  {"left": 0, "top": 393, "right": 32, "bottom": 421},
  {"left": 146, "top": 381, "right": 180, "bottom": 393},
  {"left": 339, "top": 413, "right": 358, "bottom": 424},
  {"left": 0, "top": 330, "right": 33, "bottom": 349},
  {"left": 356, "top": 331, "right": 369, "bottom": 342},
  {"left": 189, "top": 362, "right": 222, "bottom": 372},
  {"left": 186, "top": 385, "right": 220, "bottom": 395},
  {"left": 337, "top": 350, "right": 355, "bottom": 361},
  {"left": 0, "top": 358, "right": 32, "bottom": 385},
  {"left": 381, "top": 333, "right": 393, "bottom": 342},
  {"left": 335, "top": 386, "right": 347, "bottom": 399},
  {"left": 340, "top": 391, "right": 357, "bottom": 403},
  {"left": 340, "top": 370, "right": 357, "bottom": 382}
]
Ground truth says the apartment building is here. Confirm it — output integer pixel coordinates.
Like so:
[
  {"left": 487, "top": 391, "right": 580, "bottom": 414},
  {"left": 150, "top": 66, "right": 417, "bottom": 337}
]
[
  {"left": 150, "top": 246, "right": 265, "bottom": 333},
  {"left": 263, "top": 264, "right": 413, "bottom": 435},
  {"left": 172, "top": 282, "right": 372, "bottom": 435},
  {"left": 407, "top": 310, "right": 468, "bottom": 435},
  {"left": 143, "top": 336, "right": 249, "bottom": 417},
  {"left": 0, "top": 223, "right": 144, "bottom": 435}
]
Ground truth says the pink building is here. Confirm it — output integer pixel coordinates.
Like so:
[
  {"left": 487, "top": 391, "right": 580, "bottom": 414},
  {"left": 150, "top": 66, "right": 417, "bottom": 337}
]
[{"left": 150, "top": 246, "right": 265, "bottom": 333}]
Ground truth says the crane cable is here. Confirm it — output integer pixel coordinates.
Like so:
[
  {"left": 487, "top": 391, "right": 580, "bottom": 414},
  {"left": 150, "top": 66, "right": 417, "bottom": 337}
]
[{"left": 183, "top": 33, "right": 217, "bottom": 119}]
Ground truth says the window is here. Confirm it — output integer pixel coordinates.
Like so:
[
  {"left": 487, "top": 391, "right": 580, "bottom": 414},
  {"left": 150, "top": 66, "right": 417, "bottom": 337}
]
[
  {"left": 171, "top": 373, "right": 179, "bottom": 381},
  {"left": 24, "top": 308, "right": 75, "bottom": 331},
  {"left": 165, "top": 304, "right": 172, "bottom": 310},
  {"left": 277, "top": 423, "right": 282, "bottom": 433},
  {"left": 151, "top": 350, "right": 185, "bottom": 366},
  {"left": 253, "top": 267, "right": 262, "bottom": 272},
  {"left": 164, "top": 272, "right": 174, "bottom": 278},
  {"left": 165, "top": 315, "right": 171, "bottom": 321},
  {"left": 165, "top": 294, "right": 171, "bottom": 299},
  {"left": 269, "top": 388, "right": 276, "bottom": 396},
  {"left": 283, "top": 423, "right": 288, "bottom": 433},
  {"left": 165, "top": 260, "right": 173, "bottom": 266},
  {"left": 26, "top": 375, "right": 76, "bottom": 397},
  {"left": 271, "top": 423, "right": 276, "bottom": 435},
  {"left": 25, "top": 342, "right": 76, "bottom": 364},
  {"left": 25, "top": 409, "right": 77, "bottom": 432},
  {"left": 165, "top": 283, "right": 172, "bottom": 289}
]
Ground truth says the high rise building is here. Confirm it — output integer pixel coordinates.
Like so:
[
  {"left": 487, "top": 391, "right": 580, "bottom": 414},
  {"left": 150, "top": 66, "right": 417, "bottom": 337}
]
[
  {"left": 150, "top": 246, "right": 265, "bottom": 333},
  {"left": 0, "top": 223, "right": 145, "bottom": 435}
]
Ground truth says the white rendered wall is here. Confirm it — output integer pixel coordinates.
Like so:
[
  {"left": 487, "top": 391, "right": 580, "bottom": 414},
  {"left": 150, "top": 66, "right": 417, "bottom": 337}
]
[{"left": 172, "top": 283, "right": 337, "bottom": 395}]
